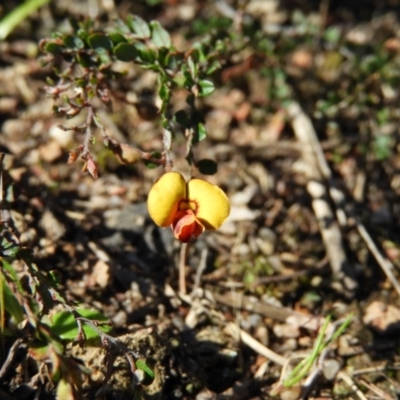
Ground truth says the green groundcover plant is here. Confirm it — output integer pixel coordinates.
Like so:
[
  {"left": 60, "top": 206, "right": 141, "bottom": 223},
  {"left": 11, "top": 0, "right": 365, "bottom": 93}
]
[{"left": 1, "top": 12, "right": 233, "bottom": 399}]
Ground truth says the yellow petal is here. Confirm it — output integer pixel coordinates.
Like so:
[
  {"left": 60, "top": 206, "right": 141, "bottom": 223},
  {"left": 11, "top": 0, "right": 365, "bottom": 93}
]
[
  {"left": 187, "top": 178, "right": 230, "bottom": 230},
  {"left": 147, "top": 172, "right": 186, "bottom": 227}
]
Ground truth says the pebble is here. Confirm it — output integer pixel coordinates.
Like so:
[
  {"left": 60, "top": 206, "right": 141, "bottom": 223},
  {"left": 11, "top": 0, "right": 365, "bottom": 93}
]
[
  {"left": 112, "top": 310, "right": 127, "bottom": 328},
  {"left": 49, "top": 123, "right": 74, "bottom": 148},
  {"left": 273, "top": 323, "right": 300, "bottom": 338},
  {"left": 363, "top": 300, "right": 400, "bottom": 334},
  {"left": 91, "top": 260, "right": 112, "bottom": 289},
  {"left": 39, "top": 209, "right": 66, "bottom": 241},
  {"left": 279, "top": 385, "right": 301, "bottom": 400},
  {"left": 104, "top": 203, "right": 147, "bottom": 232},
  {"left": 322, "top": 359, "right": 341, "bottom": 381}
]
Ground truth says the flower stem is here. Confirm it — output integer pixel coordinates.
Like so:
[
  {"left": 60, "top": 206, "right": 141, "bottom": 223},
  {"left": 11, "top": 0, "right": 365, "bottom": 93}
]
[
  {"left": 179, "top": 242, "right": 188, "bottom": 294},
  {"left": 83, "top": 104, "right": 94, "bottom": 156}
]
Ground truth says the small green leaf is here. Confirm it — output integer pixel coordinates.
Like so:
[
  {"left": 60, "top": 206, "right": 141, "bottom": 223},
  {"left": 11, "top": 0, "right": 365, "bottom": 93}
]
[
  {"left": 63, "top": 34, "right": 84, "bottom": 49},
  {"left": 45, "top": 76, "right": 55, "bottom": 85},
  {"left": 159, "top": 83, "right": 170, "bottom": 102},
  {"left": 114, "top": 18, "right": 130, "bottom": 34},
  {"left": 373, "top": 135, "right": 392, "bottom": 161},
  {"left": 215, "top": 39, "right": 227, "bottom": 53},
  {"left": 3, "top": 280, "right": 25, "bottom": 323},
  {"left": 166, "top": 52, "right": 183, "bottom": 70},
  {"left": 137, "top": 46, "right": 157, "bottom": 64},
  {"left": 136, "top": 359, "right": 155, "bottom": 379},
  {"left": 206, "top": 59, "right": 221, "bottom": 75},
  {"left": 88, "top": 33, "right": 113, "bottom": 52},
  {"left": 187, "top": 56, "right": 197, "bottom": 78},
  {"left": 324, "top": 26, "right": 341, "bottom": 44},
  {"left": 196, "top": 159, "right": 217, "bottom": 175},
  {"left": 49, "top": 308, "right": 112, "bottom": 342},
  {"left": 51, "top": 31, "right": 63, "bottom": 39},
  {"left": 114, "top": 42, "right": 138, "bottom": 61},
  {"left": 75, "top": 78, "right": 87, "bottom": 88},
  {"left": 29, "top": 343, "right": 50, "bottom": 360},
  {"left": 81, "top": 17, "right": 95, "bottom": 32},
  {"left": 144, "top": 152, "right": 162, "bottom": 169},
  {"left": 0, "top": 238, "right": 20, "bottom": 259},
  {"left": 150, "top": 21, "right": 171, "bottom": 48},
  {"left": 376, "top": 108, "right": 390, "bottom": 126},
  {"left": 191, "top": 44, "right": 207, "bottom": 63},
  {"left": 44, "top": 41, "right": 63, "bottom": 55},
  {"left": 2, "top": 260, "right": 24, "bottom": 293},
  {"left": 108, "top": 32, "right": 127, "bottom": 45},
  {"left": 157, "top": 47, "right": 169, "bottom": 66},
  {"left": 173, "top": 72, "right": 185, "bottom": 88},
  {"left": 197, "top": 122, "right": 207, "bottom": 141},
  {"left": 77, "top": 28, "right": 89, "bottom": 43},
  {"left": 98, "top": 53, "right": 111, "bottom": 65},
  {"left": 244, "top": 270, "right": 256, "bottom": 286},
  {"left": 198, "top": 79, "right": 215, "bottom": 97},
  {"left": 127, "top": 15, "right": 150, "bottom": 39},
  {"left": 183, "top": 71, "right": 195, "bottom": 91},
  {"left": 48, "top": 270, "right": 63, "bottom": 286}
]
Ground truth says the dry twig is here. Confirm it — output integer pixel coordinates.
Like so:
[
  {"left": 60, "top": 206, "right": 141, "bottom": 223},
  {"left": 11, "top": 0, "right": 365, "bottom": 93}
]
[
  {"left": 0, "top": 338, "right": 25, "bottom": 381},
  {"left": 288, "top": 102, "right": 358, "bottom": 297},
  {"left": 354, "top": 220, "right": 400, "bottom": 297},
  {"left": 224, "top": 322, "right": 286, "bottom": 366},
  {"left": 288, "top": 101, "right": 400, "bottom": 299},
  {"left": 358, "top": 379, "right": 395, "bottom": 400},
  {"left": 337, "top": 371, "right": 369, "bottom": 400},
  {"left": 213, "top": 291, "right": 330, "bottom": 331}
]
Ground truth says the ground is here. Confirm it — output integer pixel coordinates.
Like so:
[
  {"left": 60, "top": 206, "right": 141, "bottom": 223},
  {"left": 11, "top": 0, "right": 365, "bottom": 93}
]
[{"left": 1, "top": 0, "right": 400, "bottom": 399}]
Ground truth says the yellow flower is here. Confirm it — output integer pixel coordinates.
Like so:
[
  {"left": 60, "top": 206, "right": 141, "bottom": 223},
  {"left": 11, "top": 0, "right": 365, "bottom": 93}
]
[{"left": 147, "top": 172, "right": 230, "bottom": 243}]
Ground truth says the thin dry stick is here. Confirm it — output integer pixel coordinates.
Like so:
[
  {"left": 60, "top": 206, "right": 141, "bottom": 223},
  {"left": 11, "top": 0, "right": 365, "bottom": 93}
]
[
  {"left": 351, "top": 364, "right": 400, "bottom": 376},
  {"left": 191, "top": 248, "right": 208, "bottom": 295},
  {"left": 179, "top": 243, "right": 188, "bottom": 295},
  {"left": 337, "top": 371, "right": 369, "bottom": 400},
  {"left": 162, "top": 128, "right": 173, "bottom": 171},
  {"left": 0, "top": 338, "right": 24, "bottom": 381},
  {"left": 83, "top": 104, "right": 94, "bottom": 155},
  {"left": 355, "top": 220, "right": 400, "bottom": 297},
  {"left": 225, "top": 322, "right": 286, "bottom": 366},
  {"left": 288, "top": 102, "right": 358, "bottom": 297},
  {"left": 288, "top": 102, "right": 400, "bottom": 298},
  {"left": 213, "top": 291, "right": 329, "bottom": 331},
  {"left": 358, "top": 379, "right": 395, "bottom": 400}
]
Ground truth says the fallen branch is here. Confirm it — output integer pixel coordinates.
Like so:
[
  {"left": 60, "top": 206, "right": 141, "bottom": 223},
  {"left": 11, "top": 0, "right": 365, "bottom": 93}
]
[
  {"left": 213, "top": 291, "right": 329, "bottom": 331},
  {"left": 288, "top": 102, "right": 358, "bottom": 297},
  {"left": 288, "top": 101, "right": 400, "bottom": 299}
]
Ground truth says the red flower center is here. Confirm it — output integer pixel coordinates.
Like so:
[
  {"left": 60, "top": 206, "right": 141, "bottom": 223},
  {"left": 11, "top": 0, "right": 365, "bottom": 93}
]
[{"left": 172, "top": 207, "right": 204, "bottom": 243}]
